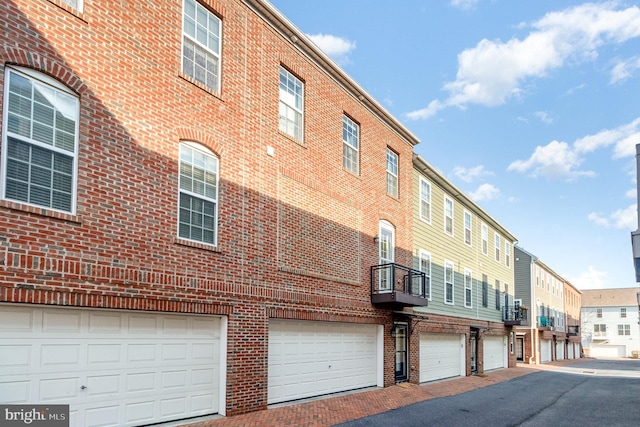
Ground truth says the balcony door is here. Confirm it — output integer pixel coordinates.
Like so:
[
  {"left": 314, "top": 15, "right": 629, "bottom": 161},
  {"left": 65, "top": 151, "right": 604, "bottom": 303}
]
[{"left": 379, "top": 221, "right": 395, "bottom": 292}]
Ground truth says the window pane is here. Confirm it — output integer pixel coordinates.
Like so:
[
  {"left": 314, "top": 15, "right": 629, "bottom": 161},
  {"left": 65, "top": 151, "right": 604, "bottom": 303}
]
[{"left": 178, "top": 143, "right": 218, "bottom": 245}]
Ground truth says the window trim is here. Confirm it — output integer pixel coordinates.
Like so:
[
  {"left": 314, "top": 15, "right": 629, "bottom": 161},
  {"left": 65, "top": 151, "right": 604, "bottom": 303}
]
[
  {"left": 386, "top": 148, "right": 399, "bottom": 198},
  {"left": 464, "top": 268, "right": 472, "bottom": 308},
  {"left": 463, "top": 210, "right": 472, "bottom": 247},
  {"left": 1, "top": 66, "right": 80, "bottom": 215},
  {"left": 482, "top": 274, "right": 488, "bottom": 307},
  {"left": 419, "top": 249, "right": 432, "bottom": 301},
  {"left": 278, "top": 66, "right": 304, "bottom": 141},
  {"left": 419, "top": 176, "right": 432, "bottom": 224},
  {"left": 505, "top": 242, "right": 510, "bottom": 267},
  {"left": 444, "top": 196, "right": 454, "bottom": 237},
  {"left": 621, "top": 307, "right": 627, "bottom": 318},
  {"left": 494, "top": 233, "right": 500, "bottom": 262},
  {"left": 481, "top": 223, "right": 488, "bottom": 256},
  {"left": 177, "top": 141, "right": 219, "bottom": 247},
  {"left": 444, "top": 259, "right": 454, "bottom": 305},
  {"left": 181, "top": 0, "right": 223, "bottom": 93},
  {"left": 342, "top": 114, "right": 359, "bottom": 175}
]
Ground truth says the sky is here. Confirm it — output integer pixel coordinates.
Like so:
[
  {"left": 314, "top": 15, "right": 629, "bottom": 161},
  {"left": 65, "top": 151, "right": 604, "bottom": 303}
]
[{"left": 268, "top": 0, "right": 640, "bottom": 291}]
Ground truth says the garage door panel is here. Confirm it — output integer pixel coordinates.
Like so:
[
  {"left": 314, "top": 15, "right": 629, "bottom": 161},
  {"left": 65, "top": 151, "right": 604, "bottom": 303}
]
[
  {"left": 0, "top": 306, "right": 222, "bottom": 427},
  {"left": 0, "top": 308, "right": 33, "bottom": 332},
  {"left": 43, "top": 310, "right": 82, "bottom": 333},
  {"left": 591, "top": 345, "right": 625, "bottom": 357},
  {"left": 420, "top": 334, "right": 464, "bottom": 383},
  {"left": 483, "top": 336, "right": 505, "bottom": 371},
  {"left": 268, "top": 320, "right": 378, "bottom": 404}
]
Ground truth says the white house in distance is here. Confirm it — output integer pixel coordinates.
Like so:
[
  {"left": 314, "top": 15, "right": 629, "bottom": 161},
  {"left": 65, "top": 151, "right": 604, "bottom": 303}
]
[{"left": 581, "top": 288, "right": 640, "bottom": 358}]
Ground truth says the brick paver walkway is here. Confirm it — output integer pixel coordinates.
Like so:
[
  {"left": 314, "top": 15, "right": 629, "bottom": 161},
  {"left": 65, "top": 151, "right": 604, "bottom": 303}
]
[{"left": 182, "top": 359, "right": 591, "bottom": 427}]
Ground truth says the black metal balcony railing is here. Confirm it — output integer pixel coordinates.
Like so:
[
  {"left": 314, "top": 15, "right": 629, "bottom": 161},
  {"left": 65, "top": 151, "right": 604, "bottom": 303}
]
[
  {"left": 370, "top": 263, "right": 428, "bottom": 308},
  {"left": 504, "top": 306, "right": 528, "bottom": 326}
]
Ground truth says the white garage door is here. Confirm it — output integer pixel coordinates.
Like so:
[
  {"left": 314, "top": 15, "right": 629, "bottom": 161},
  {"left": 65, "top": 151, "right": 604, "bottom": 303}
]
[
  {"left": 540, "top": 339, "right": 552, "bottom": 363},
  {"left": 556, "top": 341, "right": 565, "bottom": 360},
  {"left": 420, "top": 334, "right": 464, "bottom": 382},
  {"left": 483, "top": 336, "right": 506, "bottom": 371},
  {"left": 567, "top": 343, "right": 574, "bottom": 359},
  {"left": 0, "top": 305, "right": 223, "bottom": 427},
  {"left": 590, "top": 345, "right": 626, "bottom": 358},
  {"left": 268, "top": 320, "right": 379, "bottom": 404}
]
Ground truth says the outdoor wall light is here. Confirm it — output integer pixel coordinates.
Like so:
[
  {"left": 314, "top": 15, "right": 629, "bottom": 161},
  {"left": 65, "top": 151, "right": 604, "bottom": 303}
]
[{"left": 373, "top": 235, "right": 379, "bottom": 243}]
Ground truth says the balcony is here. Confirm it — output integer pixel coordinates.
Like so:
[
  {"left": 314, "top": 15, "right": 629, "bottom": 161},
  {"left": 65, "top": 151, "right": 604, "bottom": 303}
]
[
  {"left": 567, "top": 325, "right": 580, "bottom": 336},
  {"left": 504, "top": 306, "right": 528, "bottom": 326},
  {"left": 537, "top": 316, "right": 556, "bottom": 330},
  {"left": 370, "top": 263, "right": 428, "bottom": 308}
]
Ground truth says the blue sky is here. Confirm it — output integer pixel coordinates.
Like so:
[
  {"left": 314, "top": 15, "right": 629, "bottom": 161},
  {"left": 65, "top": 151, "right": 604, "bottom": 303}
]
[{"left": 268, "top": 0, "right": 640, "bottom": 290}]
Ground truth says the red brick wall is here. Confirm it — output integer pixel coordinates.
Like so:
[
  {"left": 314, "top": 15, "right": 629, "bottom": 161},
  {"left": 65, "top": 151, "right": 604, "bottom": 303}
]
[{"left": 0, "top": 0, "right": 416, "bottom": 415}]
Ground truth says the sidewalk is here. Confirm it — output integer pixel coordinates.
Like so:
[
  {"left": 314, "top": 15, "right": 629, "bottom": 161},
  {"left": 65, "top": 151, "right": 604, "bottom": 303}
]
[{"left": 181, "top": 358, "right": 590, "bottom": 427}]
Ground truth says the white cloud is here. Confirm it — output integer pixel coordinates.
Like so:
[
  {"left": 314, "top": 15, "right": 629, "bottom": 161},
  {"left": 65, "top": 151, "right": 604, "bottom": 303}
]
[
  {"left": 610, "top": 56, "right": 640, "bottom": 83},
  {"left": 588, "top": 212, "right": 611, "bottom": 227},
  {"left": 450, "top": 0, "right": 480, "bottom": 11},
  {"left": 507, "top": 140, "right": 595, "bottom": 180},
  {"left": 453, "top": 165, "right": 494, "bottom": 183},
  {"left": 588, "top": 204, "right": 637, "bottom": 229},
  {"left": 534, "top": 111, "right": 554, "bottom": 125},
  {"left": 407, "top": 3, "right": 640, "bottom": 120},
  {"left": 570, "top": 265, "right": 608, "bottom": 290},
  {"left": 574, "top": 117, "right": 640, "bottom": 159},
  {"left": 509, "top": 117, "right": 640, "bottom": 179},
  {"left": 306, "top": 33, "right": 356, "bottom": 65},
  {"left": 405, "top": 100, "right": 444, "bottom": 121},
  {"left": 469, "top": 183, "right": 500, "bottom": 201},
  {"left": 626, "top": 189, "right": 636, "bottom": 198}
]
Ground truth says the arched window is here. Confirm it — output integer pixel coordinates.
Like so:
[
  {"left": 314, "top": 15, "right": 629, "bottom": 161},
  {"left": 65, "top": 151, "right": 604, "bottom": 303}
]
[
  {"left": 1, "top": 66, "right": 79, "bottom": 214},
  {"left": 178, "top": 142, "right": 219, "bottom": 245}
]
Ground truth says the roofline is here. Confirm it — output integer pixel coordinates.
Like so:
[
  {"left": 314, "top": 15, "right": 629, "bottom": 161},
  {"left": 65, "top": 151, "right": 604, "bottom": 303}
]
[
  {"left": 514, "top": 246, "right": 567, "bottom": 282},
  {"left": 246, "top": 0, "right": 421, "bottom": 147},
  {"left": 413, "top": 154, "right": 517, "bottom": 243}
]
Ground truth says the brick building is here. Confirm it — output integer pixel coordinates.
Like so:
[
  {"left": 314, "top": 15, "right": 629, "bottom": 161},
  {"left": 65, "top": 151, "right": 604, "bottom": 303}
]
[{"left": 0, "top": 0, "right": 422, "bottom": 425}]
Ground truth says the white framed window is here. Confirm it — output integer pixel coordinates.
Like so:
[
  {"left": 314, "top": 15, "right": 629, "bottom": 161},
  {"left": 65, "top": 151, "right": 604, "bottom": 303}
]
[
  {"left": 178, "top": 142, "right": 219, "bottom": 245},
  {"left": 596, "top": 308, "right": 602, "bottom": 318},
  {"left": 618, "top": 324, "right": 631, "bottom": 335},
  {"left": 621, "top": 308, "right": 627, "bottom": 318},
  {"left": 386, "top": 148, "right": 398, "bottom": 197},
  {"left": 444, "top": 196, "right": 454, "bottom": 236},
  {"left": 378, "top": 220, "right": 395, "bottom": 292},
  {"left": 464, "top": 268, "right": 472, "bottom": 308},
  {"left": 60, "top": 0, "right": 84, "bottom": 11},
  {"left": 535, "top": 266, "right": 540, "bottom": 287},
  {"left": 182, "top": 0, "right": 222, "bottom": 93},
  {"left": 419, "top": 249, "right": 431, "bottom": 300},
  {"left": 342, "top": 115, "right": 359, "bottom": 174},
  {"left": 279, "top": 67, "right": 304, "bottom": 141},
  {"left": 495, "top": 280, "right": 501, "bottom": 310},
  {"left": 1, "top": 67, "right": 79, "bottom": 214},
  {"left": 495, "top": 233, "right": 500, "bottom": 262},
  {"left": 464, "top": 210, "right": 472, "bottom": 246},
  {"left": 444, "top": 259, "right": 454, "bottom": 305},
  {"left": 481, "top": 223, "right": 488, "bottom": 255},
  {"left": 419, "top": 177, "right": 431, "bottom": 223},
  {"left": 594, "top": 324, "right": 606, "bottom": 336},
  {"left": 505, "top": 242, "right": 510, "bottom": 267},
  {"left": 482, "top": 275, "right": 488, "bottom": 307}
]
